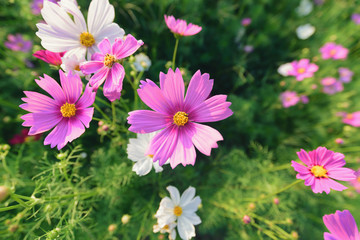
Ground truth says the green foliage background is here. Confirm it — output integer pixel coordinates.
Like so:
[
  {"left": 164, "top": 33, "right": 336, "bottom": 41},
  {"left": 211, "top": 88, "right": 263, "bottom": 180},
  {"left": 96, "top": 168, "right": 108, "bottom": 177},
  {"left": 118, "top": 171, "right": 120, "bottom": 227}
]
[{"left": 0, "top": 0, "right": 359, "bottom": 239}]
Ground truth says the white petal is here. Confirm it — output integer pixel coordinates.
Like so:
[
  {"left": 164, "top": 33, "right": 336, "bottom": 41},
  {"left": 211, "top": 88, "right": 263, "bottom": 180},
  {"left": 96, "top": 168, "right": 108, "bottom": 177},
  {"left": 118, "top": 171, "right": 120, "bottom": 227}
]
[
  {"left": 88, "top": 0, "right": 115, "bottom": 36},
  {"left": 132, "top": 159, "right": 153, "bottom": 176},
  {"left": 153, "top": 161, "right": 164, "bottom": 173},
  {"left": 166, "top": 186, "right": 181, "bottom": 205},
  {"left": 177, "top": 217, "right": 196, "bottom": 240},
  {"left": 182, "top": 212, "right": 201, "bottom": 225},
  {"left": 182, "top": 196, "right": 201, "bottom": 212},
  {"left": 59, "top": 0, "right": 87, "bottom": 31},
  {"left": 94, "top": 23, "right": 125, "bottom": 43},
  {"left": 179, "top": 186, "right": 196, "bottom": 207}
]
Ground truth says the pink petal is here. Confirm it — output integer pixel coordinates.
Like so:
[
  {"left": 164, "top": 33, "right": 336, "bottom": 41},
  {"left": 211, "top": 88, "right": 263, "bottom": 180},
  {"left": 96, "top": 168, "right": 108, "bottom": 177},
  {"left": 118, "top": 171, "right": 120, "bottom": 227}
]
[
  {"left": 149, "top": 125, "right": 179, "bottom": 165},
  {"left": 323, "top": 210, "right": 359, "bottom": 240},
  {"left": 190, "top": 95, "right": 233, "bottom": 122},
  {"left": 323, "top": 233, "right": 339, "bottom": 240},
  {"left": 326, "top": 178, "right": 347, "bottom": 192},
  {"left": 76, "top": 108, "right": 94, "bottom": 128},
  {"left": 311, "top": 177, "right": 330, "bottom": 194},
  {"left": 160, "top": 68, "right": 185, "bottom": 110},
  {"left": 113, "top": 34, "right": 143, "bottom": 59},
  {"left": 328, "top": 168, "right": 356, "bottom": 181},
  {"left": 20, "top": 91, "right": 58, "bottom": 113},
  {"left": 291, "top": 161, "right": 310, "bottom": 174},
  {"left": 184, "top": 70, "right": 213, "bottom": 112},
  {"left": 137, "top": 79, "right": 171, "bottom": 114},
  {"left": 80, "top": 61, "right": 104, "bottom": 75},
  {"left": 296, "top": 149, "right": 312, "bottom": 166},
  {"left": 127, "top": 110, "right": 169, "bottom": 133},
  {"left": 65, "top": 117, "right": 85, "bottom": 143},
  {"left": 59, "top": 70, "right": 82, "bottom": 104},
  {"left": 103, "top": 63, "right": 124, "bottom": 102},
  {"left": 22, "top": 112, "right": 62, "bottom": 135},
  {"left": 169, "top": 128, "right": 196, "bottom": 168},
  {"left": 98, "top": 38, "right": 112, "bottom": 54},
  {"left": 91, "top": 52, "right": 103, "bottom": 61},
  {"left": 76, "top": 84, "right": 96, "bottom": 109},
  {"left": 35, "top": 74, "right": 66, "bottom": 104},
  {"left": 89, "top": 66, "right": 109, "bottom": 90},
  {"left": 44, "top": 118, "right": 69, "bottom": 150},
  {"left": 188, "top": 122, "right": 223, "bottom": 156}
]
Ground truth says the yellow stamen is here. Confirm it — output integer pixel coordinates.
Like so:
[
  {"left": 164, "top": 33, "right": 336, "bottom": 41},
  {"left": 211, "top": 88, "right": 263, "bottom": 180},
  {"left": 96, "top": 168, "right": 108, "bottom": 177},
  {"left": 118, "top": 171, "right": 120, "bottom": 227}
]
[
  {"left": 297, "top": 68, "right": 306, "bottom": 74},
  {"left": 74, "top": 65, "right": 80, "bottom": 71},
  {"left": 330, "top": 49, "right": 337, "bottom": 56},
  {"left": 346, "top": 114, "right": 353, "bottom": 120},
  {"left": 60, "top": 103, "right": 76, "bottom": 118},
  {"left": 311, "top": 165, "right": 328, "bottom": 178},
  {"left": 173, "top": 111, "right": 188, "bottom": 126},
  {"left": 148, "top": 154, "right": 154, "bottom": 158},
  {"left": 163, "top": 225, "right": 169, "bottom": 230},
  {"left": 357, "top": 177, "right": 360, "bottom": 183},
  {"left": 104, "top": 54, "right": 116, "bottom": 68},
  {"left": 80, "top": 32, "right": 95, "bottom": 47},
  {"left": 173, "top": 206, "right": 182, "bottom": 217}
]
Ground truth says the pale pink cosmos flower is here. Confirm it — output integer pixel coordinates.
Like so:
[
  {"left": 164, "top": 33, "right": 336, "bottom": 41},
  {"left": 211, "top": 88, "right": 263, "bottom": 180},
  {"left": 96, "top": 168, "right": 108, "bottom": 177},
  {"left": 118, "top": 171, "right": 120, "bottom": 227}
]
[
  {"left": 350, "top": 169, "right": 360, "bottom": 193},
  {"left": 338, "top": 67, "right": 354, "bottom": 83},
  {"left": 80, "top": 35, "right": 143, "bottom": 102},
  {"left": 4, "top": 34, "right": 32, "bottom": 52},
  {"left": 300, "top": 95, "right": 309, "bottom": 104},
  {"left": 20, "top": 70, "right": 96, "bottom": 150},
  {"left": 342, "top": 112, "right": 360, "bottom": 127},
  {"left": 280, "top": 91, "right": 300, "bottom": 108},
  {"left": 127, "top": 68, "right": 233, "bottom": 168},
  {"left": 164, "top": 15, "right": 202, "bottom": 36},
  {"left": 33, "top": 50, "right": 65, "bottom": 66},
  {"left": 291, "top": 147, "right": 356, "bottom": 194},
  {"left": 321, "top": 77, "right": 343, "bottom": 95},
  {"left": 323, "top": 210, "right": 360, "bottom": 240},
  {"left": 335, "top": 138, "right": 344, "bottom": 145},
  {"left": 320, "top": 42, "right": 349, "bottom": 60},
  {"left": 287, "top": 59, "right": 319, "bottom": 81}
]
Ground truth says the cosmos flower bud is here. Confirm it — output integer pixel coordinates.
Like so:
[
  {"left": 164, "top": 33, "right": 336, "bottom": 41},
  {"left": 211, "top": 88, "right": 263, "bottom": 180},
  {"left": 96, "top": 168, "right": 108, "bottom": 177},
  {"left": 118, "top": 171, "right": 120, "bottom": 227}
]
[
  {"left": 0, "top": 186, "right": 10, "bottom": 202},
  {"left": 108, "top": 224, "right": 117, "bottom": 232},
  {"left": 121, "top": 214, "right": 131, "bottom": 225},
  {"left": 242, "top": 215, "right": 251, "bottom": 224}
]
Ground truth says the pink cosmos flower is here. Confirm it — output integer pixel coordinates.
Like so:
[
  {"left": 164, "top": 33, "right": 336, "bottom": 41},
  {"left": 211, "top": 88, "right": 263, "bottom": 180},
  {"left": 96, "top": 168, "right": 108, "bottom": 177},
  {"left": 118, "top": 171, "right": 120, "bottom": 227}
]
[
  {"left": 241, "top": 18, "right": 252, "bottom": 27},
  {"left": 349, "top": 169, "right": 360, "bottom": 193},
  {"left": 287, "top": 59, "right": 319, "bottom": 81},
  {"left": 321, "top": 77, "right": 343, "bottom": 95},
  {"left": 338, "top": 67, "right": 354, "bottom": 83},
  {"left": 4, "top": 34, "right": 32, "bottom": 52},
  {"left": 127, "top": 68, "right": 233, "bottom": 168},
  {"left": 80, "top": 35, "right": 143, "bottom": 102},
  {"left": 342, "top": 112, "right": 360, "bottom": 127},
  {"left": 9, "top": 129, "right": 42, "bottom": 145},
  {"left": 20, "top": 70, "right": 96, "bottom": 150},
  {"left": 164, "top": 15, "right": 202, "bottom": 36},
  {"left": 280, "top": 91, "right": 300, "bottom": 108},
  {"left": 320, "top": 42, "right": 349, "bottom": 60},
  {"left": 31, "top": 0, "right": 58, "bottom": 15},
  {"left": 291, "top": 147, "right": 356, "bottom": 194},
  {"left": 300, "top": 95, "right": 309, "bottom": 104},
  {"left": 335, "top": 138, "right": 344, "bottom": 145},
  {"left": 33, "top": 50, "right": 65, "bottom": 66},
  {"left": 352, "top": 13, "right": 360, "bottom": 25},
  {"left": 323, "top": 210, "right": 360, "bottom": 240}
]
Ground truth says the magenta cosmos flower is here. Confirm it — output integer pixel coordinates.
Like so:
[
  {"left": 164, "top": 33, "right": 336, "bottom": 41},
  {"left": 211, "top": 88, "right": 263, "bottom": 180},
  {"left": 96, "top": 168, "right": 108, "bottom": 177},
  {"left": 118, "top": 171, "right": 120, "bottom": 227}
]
[
  {"left": 164, "top": 15, "right": 202, "bottom": 36},
  {"left": 80, "top": 35, "right": 143, "bottom": 102},
  {"left": 342, "top": 112, "right": 360, "bottom": 127},
  {"left": 33, "top": 50, "right": 65, "bottom": 66},
  {"left": 321, "top": 77, "right": 343, "bottom": 95},
  {"left": 127, "top": 68, "right": 233, "bottom": 168},
  {"left": 350, "top": 169, "right": 360, "bottom": 193},
  {"left": 338, "top": 67, "right": 354, "bottom": 83},
  {"left": 320, "top": 42, "right": 349, "bottom": 60},
  {"left": 323, "top": 210, "right": 360, "bottom": 240},
  {"left": 287, "top": 59, "right": 319, "bottom": 81},
  {"left": 4, "top": 34, "right": 32, "bottom": 52},
  {"left": 352, "top": 13, "right": 360, "bottom": 24},
  {"left": 280, "top": 91, "right": 300, "bottom": 108},
  {"left": 291, "top": 147, "right": 356, "bottom": 194},
  {"left": 241, "top": 18, "right": 252, "bottom": 26},
  {"left": 20, "top": 70, "right": 96, "bottom": 150}
]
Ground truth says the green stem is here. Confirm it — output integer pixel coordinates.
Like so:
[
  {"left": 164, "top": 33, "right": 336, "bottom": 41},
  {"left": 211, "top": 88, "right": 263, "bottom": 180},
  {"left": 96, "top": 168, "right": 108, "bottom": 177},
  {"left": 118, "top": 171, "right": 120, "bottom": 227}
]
[
  {"left": 172, "top": 38, "right": 180, "bottom": 70},
  {"left": 255, "top": 179, "right": 303, "bottom": 202},
  {"left": 93, "top": 103, "right": 111, "bottom": 122},
  {"left": 10, "top": 193, "right": 31, "bottom": 208},
  {"left": 112, "top": 101, "right": 116, "bottom": 126},
  {"left": 261, "top": 163, "right": 292, "bottom": 173},
  {"left": 133, "top": 71, "right": 143, "bottom": 109},
  {"left": 95, "top": 96, "right": 112, "bottom": 108}
]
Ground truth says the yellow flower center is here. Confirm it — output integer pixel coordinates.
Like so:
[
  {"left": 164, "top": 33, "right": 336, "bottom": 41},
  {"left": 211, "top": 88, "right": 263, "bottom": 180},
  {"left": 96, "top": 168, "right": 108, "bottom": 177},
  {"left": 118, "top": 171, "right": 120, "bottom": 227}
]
[
  {"left": 104, "top": 54, "right": 117, "bottom": 68},
  {"left": 163, "top": 225, "right": 169, "bottom": 230},
  {"left": 148, "top": 154, "right": 154, "bottom": 158},
  {"left": 60, "top": 103, "right": 76, "bottom": 118},
  {"left": 80, "top": 32, "right": 95, "bottom": 47},
  {"left": 297, "top": 68, "right": 306, "bottom": 74},
  {"left": 173, "top": 111, "right": 188, "bottom": 126},
  {"left": 311, "top": 165, "right": 328, "bottom": 178},
  {"left": 74, "top": 65, "right": 80, "bottom": 71},
  {"left": 330, "top": 49, "right": 337, "bottom": 56},
  {"left": 173, "top": 206, "right": 182, "bottom": 217},
  {"left": 140, "top": 61, "right": 147, "bottom": 68},
  {"left": 346, "top": 113, "right": 353, "bottom": 120}
]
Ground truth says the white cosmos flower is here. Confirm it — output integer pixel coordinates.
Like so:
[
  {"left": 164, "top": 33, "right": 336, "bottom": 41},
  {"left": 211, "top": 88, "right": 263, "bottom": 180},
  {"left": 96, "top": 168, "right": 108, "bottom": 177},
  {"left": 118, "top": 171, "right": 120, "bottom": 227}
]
[
  {"left": 155, "top": 186, "right": 201, "bottom": 240},
  {"left": 133, "top": 53, "right": 152, "bottom": 72},
  {"left": 277, "top": 63, "right": 293, "bottom": 76},
  {"left": 296, "top": 24, "right": 316, "bottom": 39},
  {"left": 127, "top": 132, "right": 164, "bottom": 176},
  {"left": 153, "top": 222, "right": 177, "bottom": 240},
  {"left": 296, "top": 0, "right": 313, "bottom": 16},
  {"left": 36, "top": 0, "right": 125, "bottom": 59},
  {"left": 61, "top": 52, "right": 86, "bottom": 76}
]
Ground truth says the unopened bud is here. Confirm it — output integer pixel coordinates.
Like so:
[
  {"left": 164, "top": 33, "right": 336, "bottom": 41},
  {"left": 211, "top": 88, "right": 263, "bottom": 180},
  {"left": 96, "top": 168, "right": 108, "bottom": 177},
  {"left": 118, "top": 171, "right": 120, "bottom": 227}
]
[
  {"left": 242, "top": 215, "right": 251, "bottom": 224},
  {"left": 273, "top": 197, "right": 279, "bottom": 205},
  {"left": 56, "top": 152, "right": 67, "bottom": 160},
  {"left": 0, "top": 144, "right": 10, "bottom": 152},
  {"left": 8, "top": 224, "right": 18, "bottom": 233},
  {"left": 286, "top": 218, "right": 293, "bottom": 225},
  {"left": 248, "top": 203, "right": 256, "bottom": 210},
  {"left": 108, "top": 224, "right": 116, "bottom": 232},
  {"left": 291, "top": 231, "right": 299, "bottom": 239},
  {"left": 0, "top": 186, "right": 10, "bottom": 202},
  {"left": 121, "top": 214, "right": 131, "bottom": 225}
]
